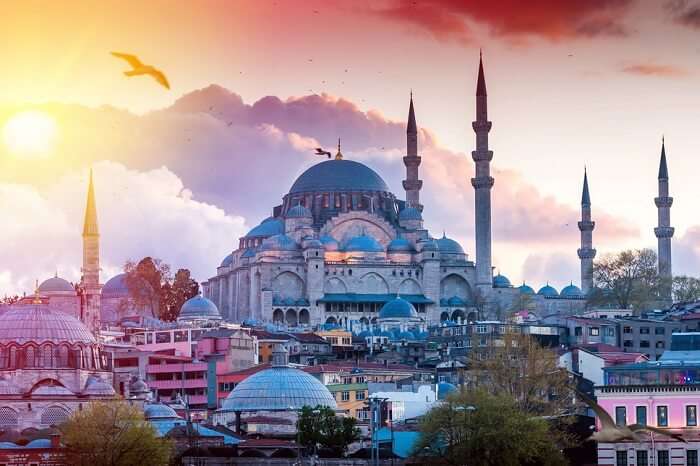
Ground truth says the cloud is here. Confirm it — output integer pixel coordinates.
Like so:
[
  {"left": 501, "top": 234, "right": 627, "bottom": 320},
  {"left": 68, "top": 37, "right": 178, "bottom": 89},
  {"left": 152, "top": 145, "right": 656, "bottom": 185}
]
[
  {"left": 370, "top": 0, "right": 634, "bottom": 44},
  {"left": 621, "top": 63, "right": 690, "bottom": 77},
  {"left": 521, "top": 252, "right": 580, "bottom": 290},
  {"left": 666, "top": 0, "right": 700, "bottom": 29},
  {"left": 673, "top": 226, "right": 700, "bottom": 276}
]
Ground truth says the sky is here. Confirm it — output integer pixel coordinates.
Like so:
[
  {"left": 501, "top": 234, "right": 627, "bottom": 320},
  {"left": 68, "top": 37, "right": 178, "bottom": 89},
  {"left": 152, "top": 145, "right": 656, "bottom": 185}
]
[{"left": 1, "top": 0, "right": 700, "bottom": 294}]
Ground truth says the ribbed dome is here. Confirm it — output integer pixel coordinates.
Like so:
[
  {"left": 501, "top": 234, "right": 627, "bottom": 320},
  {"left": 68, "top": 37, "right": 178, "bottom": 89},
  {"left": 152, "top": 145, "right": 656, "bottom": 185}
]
[
  {"left": 518, "top": 283, "right": 535, "bottom": 295},
  {"left": 0, "top": 306, "right": 96, "bottom": 344},
  {"left": 561, "top": 283, "right": 584, "bottom": 298},
  {"left": 378, "top": 297, "right": 418, "bottom": 319},
  {"left": 178, "top": 295, "right": 222, "bottom": 321},
  {"left": 399, "top": 207, "right": 422, "bottom": 221},
  {"left": 222, "top": 367, "right": 337, "bottom": 412},
  {"left": 144, "top": 403, "right": 181, "bottom": 420},
  {"left": 260, "top": 234, "right": 299, "bottom": 251},
  {"left": 436, "top": 234, "right": 464, "bottom": 254},
  {"left": 289, "top": 159, "right": 390, "bottom": 195},
  {"left": 286, "top": 204, "right": 312, "bottom": 218},
  {"left": 319, "top": 235, "right": 339, "bottom": 251},
  {"left": 246, "top": 217, "right": 284, "bottom": 238},
  {"left": 344, "top": 234, "right": 384, "bottom": 253},
  {"left": 538, "top": 284, "right": 559, "bottom": 297},
  {"left": 220, "top": 253, "right": 233, "bottom": 267},
  {"left": 387, "top": 238, "right": 414, "bottom": 253},
  {"left": 37, "top": 277, "right": 74, "bottom": 294},
  {"left": 102, "top": 273, "right": 129, "bottom": 296},
  {"left": 493, "top": 274, "right": 511, "bottom": 288}
]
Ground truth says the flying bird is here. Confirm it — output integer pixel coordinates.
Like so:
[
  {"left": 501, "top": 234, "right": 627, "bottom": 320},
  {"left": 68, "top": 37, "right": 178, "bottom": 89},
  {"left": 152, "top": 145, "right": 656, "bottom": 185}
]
[
  {"left": 577, "top": 390, "right": 686, "bottom": 443},
  {"left": 110, "top": 52, "right": 170, "bottom": 89},
  {"left": 315, "top": 148, "right": 332, "bottom": 159}
]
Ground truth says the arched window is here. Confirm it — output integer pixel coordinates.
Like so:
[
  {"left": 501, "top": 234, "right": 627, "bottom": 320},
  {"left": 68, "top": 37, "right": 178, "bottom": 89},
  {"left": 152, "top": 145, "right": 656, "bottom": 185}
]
[
  {"left": 42, "top": 345, "right": 52, "bottom": 368},
  {"left": 58, "top": 346, "right": 69, "bottom": 367},
  {"left": 0, "top": 407, "right": 18, "bottom": 427},
  {"left": 9, "top": 347, "right": 17, "bottom": 369},
  {"left": 41, "top": 406, "right": 70, "bottom": 427},
  {"left": 0, "top": 348, "right": 7, "bottom": 369},
  {"left": 25, "top": 346, "right": 35, "bottom": 368}
]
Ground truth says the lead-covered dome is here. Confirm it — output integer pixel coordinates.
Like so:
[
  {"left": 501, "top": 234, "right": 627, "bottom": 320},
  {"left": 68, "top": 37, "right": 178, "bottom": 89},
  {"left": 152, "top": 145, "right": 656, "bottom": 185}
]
[
  {"left": 378, "top": 297, "right": 418, "bottom": 320},
  {"left": 102, "top": 273, "right": 129, "bottom": 297},
  {"left": 178, "top": 295, "right": 222, "bottom": 322},
  {"left": 260, "top": 234, "right": 299, "bottom": 251},
  {"left": 0, "top": 306, "right": 96, "bottom": 345},
  {"left": 344, "top": 234, "right": 384, "bottom": 253},
  {"left": 289, "top": 160, "right": 390, "bottom": 194},
  {"left": 493, "top": 274, "right": 511, "bottom": 288},
  {"left": 518, "top": 283, "right": 535, "bottom": 295},
  {"left": 436, "top": 234, "right": 464, "bottom": 254},
  {"left": 37, "top": 277, "right": 74, "bottom": 294},
  {"left": 220, "top": 253, "right": 233, "bottom": 267},
  {"left": 246, "top": 217, "right": 284, "bottom": 238},
  {"left": 561, "top": 283, "right": 584, "bottom": 298},
  {"left": 538, "top": 284, "right": 559, "bottom": 297},
  {"left": 319, "top": 235, "right": 339, "bottom": 251},
  {"left": 387, "top": 238, "right": 414, "bottom": 253}
]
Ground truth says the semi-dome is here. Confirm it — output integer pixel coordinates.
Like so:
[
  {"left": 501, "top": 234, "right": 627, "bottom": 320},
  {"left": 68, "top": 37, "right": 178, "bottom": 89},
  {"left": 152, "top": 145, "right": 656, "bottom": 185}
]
[
  {"left": 144, "top": 403, "right": 181, "bottom": 420},
  {"left": 241, "top": 248, "right": 256, "bottom": 258},
  {"left": 344, "top": 234, "right": 384, "bottom": 253},
  {"left": 286, "top": 204, "right": 312, "bottom": 218},
  {"left": 220, "top": 253, "right": 234, "bottom": 267},
  {"left": 289, "top": 159, "right": 390, "bottom": 195},
  {"left": 83, "top": 376, "right": 116, "bottom": 396},
  {"left": 387, "top": 238, "right": 414, "bottom": 253},
  {"left": 436, "top": 234, "right": 464, "bottom": 254},
  {"left": 437, "top": 382, "right": 458, "bottom": 400},
  {"left": 378, "top": 297, "right": 418, "bottom": 320},
  {"left": 518, "top": 283, "right": 535, "bottom": 295},
  {"left": 178, "top": 295, "right": 222, "bottom": 321},
  {"left": 246, "top": 217, "right": 285, "bottom": 238},
  {"left": 398, "top": 207, "right": 422, "bottom": 221},
  {"left": 260, "top": 234, "right": 299, "bottom": 251},
  {"left": 493, "top": 274, "right": 512, "bottom": 288},
  {"left": 0, "top": 306, "right": 96, "bottom": 345},
  {"left": 447, "top": 296, "right": 466, "bottom": 307},
  {"left": 319, "top": 235, "right": 339, "bottom": 251},
  {"left": 37, "top": 277, "right": 74, "bottom": 294},
  {"left": 537, "top": 284, "right": 559, "bottom": 297},
  {"left": 561, "top": 283, "right": 584, "bottom": 298},
  {"left": 102, "top": 273, "right": 129, "bottom": 296}
]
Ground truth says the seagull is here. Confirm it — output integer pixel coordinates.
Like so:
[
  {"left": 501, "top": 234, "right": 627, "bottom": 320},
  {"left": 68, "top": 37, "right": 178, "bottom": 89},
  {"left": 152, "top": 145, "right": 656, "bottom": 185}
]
[
  {"left": 315, "top": 148, "right": 332, "bottom": 159},
  {"left": 110, "top": 52, "right": 170, "bottom": 89},
  {"left": 577, "top": 390, "right": 686, "bottom": 443}
]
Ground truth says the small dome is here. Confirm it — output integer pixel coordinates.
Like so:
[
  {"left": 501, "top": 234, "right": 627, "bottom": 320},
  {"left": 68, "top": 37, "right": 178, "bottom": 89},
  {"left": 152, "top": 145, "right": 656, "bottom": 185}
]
[
  {"left": 129, "top": 376, "right": 150, "bottom": 395},
  {"left": 289, "top": 159, "right": 389, "bottom": 195},
  {"left": 246, "top": 217, "right": 285, "bottom": 238},
  {"left": 344, "top": 234, "right": 384, "bottom": 253},
  {"left": 220, "top": 253, "right": 234, "bottom": 267},
  {"left": 320, "top": 235, "right": 339, "bottom": 251},
  {"left": 436, "top": 234, "right": 464, "bottom": 254},
  {"left": 561, "top": 283, "right": 584, "bottom": 298},
  {"left": 302, "top": 237, "right": 322, "bottom": 249},
  {"left": 178, "top": 295, "right": 222, "bottom": 321},
  {"left": 518, "top": 283, "right": 535, "bottom": 295},
  {"left": 241, "top": 248, "right": 256, "bottom": 258},
  {"left": 286, "top": 204, "right": 312, "bottom": 218},
  {"left": 399, "top": 207, "right": 422, "bottom": 221},
  {"left": 437, "top": 382, "right": 458, "bottom": 400},
  {"left": 538, "top": 284, "right": 559, "bottom": 297},
  {"left": 25, "top": 439, "right": 52, "bottom": 449},
  {"left": 418, "top": 238, "right": 439, "bottom": 252},
  {"left": 0, "top": 307, "right": 96, "bottom": 345},
  {"left": 447, "top": 296, "right": 466, "bottom": 307},
  {"left": 83, "top": 376, "right": 116, "bottom": 396},
  {"left": 102, "top": 273, "right": 129, "bottom": 296},
  {"left": 493, "top": 274, "right": 512, "bottom": 288},
  {"left": 260, "top": 234, "right": 299, "bottom": 251},
  {"left": 398, "top": 330, "right": 416, "bottom": 340},
  {"left": 38, "top": 277, "right": 74, "bottom": 294},
  {"left": 378, "top": 296, "right": 418, "bottom": 320},
  {"left": 144, "top": 403, "right": 181, "bottom": 420},
  {"left": 387, "top": 238, "right": 414, "bottom": 253}
]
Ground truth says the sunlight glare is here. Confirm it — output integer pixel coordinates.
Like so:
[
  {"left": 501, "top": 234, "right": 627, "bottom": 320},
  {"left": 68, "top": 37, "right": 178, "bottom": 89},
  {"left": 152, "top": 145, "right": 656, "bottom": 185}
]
[{"left": 2, "top": 110, "right": 58, "bottom": 157}]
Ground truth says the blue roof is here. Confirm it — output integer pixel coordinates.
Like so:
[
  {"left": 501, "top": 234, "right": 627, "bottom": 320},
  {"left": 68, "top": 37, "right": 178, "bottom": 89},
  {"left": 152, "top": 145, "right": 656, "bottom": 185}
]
[
  {"left": 319, "top": 235, "right": 339, "bottom": 251},
  {"left": 246, "top": 217, "right": 284, "bottom": 238},
  {"left": 378, "top": 296, "right": 418, "bottom": 319},
  {"left": 518, "top": 283, "right": 535, "bottom": 295},
  {"left": 286, "top": 204, "right": 312, "bottom": 218},
  {"left": 289, "top": 159, "right": 389, "bottom": 194},
  {"left": 241, "top": 248, "right": 256, "bottom": 258},
  {"left": 493, "top": 274, "right": 511, "bottom": 288},
  {"left": 537, "top": 284, "right": 559, "bottom": 297},
  {"left": 437, "top": 382, "right": 458, "bottom": 400},
  {"left": 387, "top": 238, "right": 414, "bottom": 253},
  {"left": 144, "top": 403, "right": 180, "bottom": 420},
  {"left": 399, "top": 207, "right": 422, "bottom": 221},
  {"left": 344, "top": 234, "right": 384, "bottom": 253},
  {"left": 319, "top": 293, "right": 433, "bottom": 304},
  {"left": 220, "top": 253, "right": 233, "bottom": 267},
  {"left": 260, "top": 234, "right": 299, "bottom": 251},
  {"left": 25, "top": 439, "right": 52, "bottom": 448},
  {"left": 102, "top": 273, "right": 129, "bottom": 295},
  {"left": 561, "top": 283, "right": 584, "bottom": 298},
  {"left": 178, "top": 295, "right": 222, "bottom": 321},
  {"left": 374, "top": 428, "right": 420, "bottom": 459},
  {"left": 150, "top": 419, "right": 241, "bottom": 445},
  {"left": 419, "top": 238, "right": 439, "bottom": 252},
  {"left": 436, "top": 234, "right": 464, "bottom": 254},
  {"left": 447, "top": 296, "right": 467, "bottom": 306}
]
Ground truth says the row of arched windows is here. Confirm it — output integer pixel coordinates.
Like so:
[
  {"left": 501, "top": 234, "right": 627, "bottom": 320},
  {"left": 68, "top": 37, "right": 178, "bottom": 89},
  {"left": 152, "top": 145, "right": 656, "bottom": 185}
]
[
  {"left": 0, "top": 405, "right": 70, "bottom": 427},
  {"left": 0, "top": 344, "right": 106, "bottom": 370}
]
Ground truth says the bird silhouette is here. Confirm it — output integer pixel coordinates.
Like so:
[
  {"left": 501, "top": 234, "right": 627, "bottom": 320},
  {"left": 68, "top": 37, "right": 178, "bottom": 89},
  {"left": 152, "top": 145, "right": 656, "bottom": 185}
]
[
  {"left": 111, "top": 52, "right": 170, "bottom": 89},
  {"left": 577, "top": 390, "right": 686, "bottom": 443},
  {"left": 315, "top": 148, "right": 332, "bottom": 159}
]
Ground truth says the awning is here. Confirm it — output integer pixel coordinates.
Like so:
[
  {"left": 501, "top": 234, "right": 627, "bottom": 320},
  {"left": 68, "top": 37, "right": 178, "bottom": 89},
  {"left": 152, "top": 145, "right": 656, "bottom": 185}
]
[{"left": 317, "top": 293, "right": 434, "bottom": 304}]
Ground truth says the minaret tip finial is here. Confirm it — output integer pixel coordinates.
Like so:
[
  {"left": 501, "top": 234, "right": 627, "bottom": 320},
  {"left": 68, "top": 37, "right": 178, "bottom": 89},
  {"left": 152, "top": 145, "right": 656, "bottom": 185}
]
[{"left": 335, "top": 138, "right": 343, "bottom": 160}]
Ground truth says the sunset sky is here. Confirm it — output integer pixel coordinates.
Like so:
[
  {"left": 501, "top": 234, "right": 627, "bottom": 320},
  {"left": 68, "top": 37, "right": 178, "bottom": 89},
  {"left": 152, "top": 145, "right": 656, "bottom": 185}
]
[{"left": 1, "top": 0, "right": 700, "bottom": 294}]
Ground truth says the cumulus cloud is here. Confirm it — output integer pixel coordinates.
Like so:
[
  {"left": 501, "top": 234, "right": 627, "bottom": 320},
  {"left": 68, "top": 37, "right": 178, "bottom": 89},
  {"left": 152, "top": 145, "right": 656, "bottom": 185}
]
[{"left": 621, "top": 63, "right": 690, "bottom": 77}]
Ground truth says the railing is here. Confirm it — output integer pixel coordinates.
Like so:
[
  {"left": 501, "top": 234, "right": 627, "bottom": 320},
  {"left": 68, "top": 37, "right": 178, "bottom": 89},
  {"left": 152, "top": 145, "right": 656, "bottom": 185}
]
[
  {"left": 598, "top": 384, "right": 700, "bottom": 393},
  {"left": 147, "top": 379, "right": 208, "bottom": 389}
]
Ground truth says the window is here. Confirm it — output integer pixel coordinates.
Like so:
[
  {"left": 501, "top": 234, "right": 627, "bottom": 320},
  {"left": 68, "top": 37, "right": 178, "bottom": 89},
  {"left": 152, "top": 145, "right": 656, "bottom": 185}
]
[
  {"left": 623, "top": 326, "right": 632, "bottom": 334},
  {"left": 476, "top": 325, "right": 488, "bottom": 334},
  {"left": 355, "top": 391, "right": 365, "bottom": 401},
  {"left": 656, "top": 341, "right": 665, "bottom": 349},
  {"left": 640, "top": 327, "right": 650, "bottom": 334},
  {"left": 590, "top": 327, "right": 600, "bottom": 336},
  {"left": 606, "top": 327, "right": 615, "bottom": 336},
  {"left": 640, "top": 340, "right": 650, "bottom": 348},
  {"left": 636, "top": 450, "right": 648, "bottom": 466},
  {"left": 174, "top": 331, "right": 188, "bottom": 342},
  {"left": 655, "top": 327, "right": 666, "bottom": 335},
  {"left": 615, "top": 406, "right": 626, "bottom": 426},
  {"left": 616, "top": 451, "right": 628, "bottom": 466},
  {"left": 636, "top": 406, "right": 647, "bottom": 426},
  {"left": 657, "top": 406, "right": 668, "bottom": 427},
  {"left": 623, "top": 340, "right": 633, "bottom": 347},
  {"left": 155, "top": 332, "right": 171, "bottom": 344},
  {"left": 657, "top": 450, "right": 669, "bottom": 466},
  {"left": 688, "top": 405, "right": 698, "bottom": 426},
  {"left": 341, "top": 391, "right": 350, "bottom": 402},
  {"left": 688, "top": 450, "right": 699, "bottom": 466},
  {"left": 574, "top": 327, "right": 582, "bottom": 336}
]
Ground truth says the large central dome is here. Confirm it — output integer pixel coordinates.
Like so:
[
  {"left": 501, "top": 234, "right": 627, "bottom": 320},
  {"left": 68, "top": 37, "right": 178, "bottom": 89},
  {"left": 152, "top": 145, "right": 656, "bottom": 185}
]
[{"left": 289, "top": 159, "right": 390, "bottom": 194}]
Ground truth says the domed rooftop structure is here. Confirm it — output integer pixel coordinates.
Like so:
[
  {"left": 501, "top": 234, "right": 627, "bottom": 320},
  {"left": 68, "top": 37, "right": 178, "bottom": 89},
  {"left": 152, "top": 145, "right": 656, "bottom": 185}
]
[
  {"left": 286, "top": 204, "right": 312, "bottom": 218},
  {"left": 319, "top": 235, "right": 339, "bottom": 251},
  {"left": 0, "top": 306, "right": 96, "bottom": 345},
  {"left": 241, "top": 248, "right": 256, "bottom": 258},
  {"left": 437, "top": 382, "right": 458, "bottom": 400},
  {"left": 418, "top": 238, "right": 439, "bottom": 252},
  {"left": 493, "top": 274, "right": 512, "bottom": 288},
  {"left": 561, "top": 283, "right": 584, "bottom": 298},
  {"left": 398, "top": 207, "right": 422, "bottom": 221},
  {"left": 222, "top": 346, "right": 337, "bottom": 412},
  {"left": 220, "top": 253, "right": 234, "bottom": 267},
  {"left": 102, "top": 273, "right": 129, "bottom": 297},
  {"left": 260, "top": 234, "right": 299, "bottom": 252},
  {"left": 447, "top": 296, "right": 466, "bottom": 307},
  {"left": 518, "top": 283, "right": 535, "bottom": 295},
  {"left": 289, "top": 159, "right": 390, "bottom": 195},
  {"left": 436, "top": 234, "right": 464, "bottom": 254},
  {"left": 37, "top": 276, "right": 74, "bottom": 294},
  {"left": 83, "top": 376, "right": 116, "bottom": 396},
  {"left": 387, "top": 238, "right": 414, "bottom": 253},
  {"left": 144, "top": 403, "right": 181, "bottom": 420},
  {"left": 537, "top": 284, "right": 559, "bottom": 297},
  {"left": 344, "top": 234, "right": 384, "bottom": 253},
  {"left": 178, "top": 295, "right": 222, "bottom": 322},
  {"left": 378, "top": 296, "right": 418, "bottom": 320},
  {"left": 246, "top": 217, "right": 285, "bottom": 238}
]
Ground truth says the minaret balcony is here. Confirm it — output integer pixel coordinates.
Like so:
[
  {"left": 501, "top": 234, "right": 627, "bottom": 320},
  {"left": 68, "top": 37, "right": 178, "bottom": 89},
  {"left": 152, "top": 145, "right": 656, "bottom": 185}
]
[
  {"left": 577, "top": 248, "right": 597, "bottom": 260},
  {"left": 402, "top": 155, "right": 422, "bottom": 166},
  {"left": 654, "top": 226, "right": 675, "bottom": 238},
  {"left": 402, "top": 179, "right": 423, "bottom": 190},
  {"left": 654, "top": 197, "right": 674, "bottom": 208},
  {"left": 471, "top": 177, "right": 494, "bottom": 189},
  {"left": 471, "top": 150, "right": 493, "bottom": 162},
  {"left": 577, "top": 221, "right": 595, "bottom": 231},
  {"left": 471, "top": 121, "right": 492, "bottom": 131}
]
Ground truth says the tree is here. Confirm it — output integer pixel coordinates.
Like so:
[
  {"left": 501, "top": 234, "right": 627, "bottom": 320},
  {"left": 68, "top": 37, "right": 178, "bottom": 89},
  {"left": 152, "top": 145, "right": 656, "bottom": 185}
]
[
  {"left": 588, "top": 248, "right": 665, "bottom": 311},
  {"left": 413, "top": 389, "right": 567, "bottom": 466},
  {"left": 159, "top": 269, "right": 200, "bottom": 321},
  {"left": 296, "top": 405, "right": 360, "bottom": 457},
  {"left": 60, "top": 401, "right": 171, "bottom": 466},
  {"left": 673, "top": 276, "right": 700, "bottom": 303},
  {"left": 124, "top": 257, "right": 171, "bottom": 318}
]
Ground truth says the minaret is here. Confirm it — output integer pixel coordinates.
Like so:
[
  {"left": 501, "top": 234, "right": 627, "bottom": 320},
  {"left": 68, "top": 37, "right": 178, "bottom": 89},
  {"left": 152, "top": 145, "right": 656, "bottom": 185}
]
[
  {"left": 472, "top": 51, "right": 494, "bottom": 289},
  {"left": 654, "top": 138, "right": 674, "bottom": 302},
  {"left": 403, "top": 92, "right": 423, "bottom": 210},
  {"left": 81, "top": 169, "right": 101, "bottom": 333},
  {"left": 577, "top": 168, "right": 596, "bottom": 294}
]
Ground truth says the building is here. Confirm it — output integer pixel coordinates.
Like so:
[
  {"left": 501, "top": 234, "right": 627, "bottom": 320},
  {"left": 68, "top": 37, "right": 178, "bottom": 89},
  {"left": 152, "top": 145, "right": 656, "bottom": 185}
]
[{"left": 618, "top": 317, "right": 682, "bottom": 360}]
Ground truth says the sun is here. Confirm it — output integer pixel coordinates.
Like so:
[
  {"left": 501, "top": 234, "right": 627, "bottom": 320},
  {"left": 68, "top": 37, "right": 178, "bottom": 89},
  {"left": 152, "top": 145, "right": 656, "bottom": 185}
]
[{"left": 2, "top": 110, "right": 58, "bottom": 157}]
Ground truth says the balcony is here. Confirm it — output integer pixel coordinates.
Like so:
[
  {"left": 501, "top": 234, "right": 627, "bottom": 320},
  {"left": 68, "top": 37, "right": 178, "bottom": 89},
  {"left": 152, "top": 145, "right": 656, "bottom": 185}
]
[
  {"left": 147, "top": 362, "right": 208, "bottom": 373},
  {"left": 147, "top": 379, "right": 208, "bottom": 389},
  {"left": 598, "top": 384, "right": 700, "bottom": 394}
]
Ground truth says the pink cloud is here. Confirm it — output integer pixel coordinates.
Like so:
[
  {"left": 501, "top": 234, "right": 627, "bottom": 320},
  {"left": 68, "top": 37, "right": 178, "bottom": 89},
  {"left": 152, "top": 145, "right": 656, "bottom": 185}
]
[{"left": 621, "top": 63, "right": 690, "bottom": 77}]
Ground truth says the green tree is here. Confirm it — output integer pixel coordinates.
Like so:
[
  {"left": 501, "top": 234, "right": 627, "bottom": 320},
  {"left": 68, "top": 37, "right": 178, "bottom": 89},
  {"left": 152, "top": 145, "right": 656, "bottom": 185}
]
[
  {"left": 413, "top": 390, "right": 567, "bottom": 466},
  {"left": 60, "top": 401, "right": 171, "bottom": 466},
  {"left": 673, "top": 275, "right": 700, "bottom": 303},
  {"left": 296, "top": 405, "right": 360, "bottom": 457}
]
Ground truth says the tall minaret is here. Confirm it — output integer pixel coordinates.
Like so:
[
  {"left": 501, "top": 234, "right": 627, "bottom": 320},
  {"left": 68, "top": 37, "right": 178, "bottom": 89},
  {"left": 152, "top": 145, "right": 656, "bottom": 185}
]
[
  {"left": 403, "top": 93, "right": 423, "bottom": 210},
  {"left": 472, "top": 51, "right": 494, "bottom": 289},
  {"left": 81, "top": 169, "right": 101, "bottom": 333},
  {"left": 654, "top": 138, "right": 674, "bottom": 302},
  {"left": 577, "top": 168, "right": 596, "bottom": 294}
]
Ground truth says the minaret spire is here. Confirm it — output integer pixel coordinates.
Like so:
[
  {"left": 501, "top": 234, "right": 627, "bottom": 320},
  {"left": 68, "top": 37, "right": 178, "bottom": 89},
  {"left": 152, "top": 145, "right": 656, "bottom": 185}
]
[
  {"left": 578, "top": 167, "right": 596, "bottom": 294},
  {"left": 403, "top": 92, "right": 422, "bottom": 210},
  {"left": 472, "top": 51, "right": 494, "bottom": 290},
  {"left": 654, "top": 137, "right": 674, "bottom": 303},
  {"left": 81, "top": 168, "right": 101, "bottom": 333},
  {"left": 83, "top": 169, "right": 99, "bottom": 236}
]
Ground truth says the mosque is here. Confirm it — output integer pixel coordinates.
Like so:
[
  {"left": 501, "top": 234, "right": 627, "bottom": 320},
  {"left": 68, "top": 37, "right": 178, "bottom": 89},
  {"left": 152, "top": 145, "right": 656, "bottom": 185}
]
[{"left": 204, "top": 54, "right": 678, "bottom": 328}]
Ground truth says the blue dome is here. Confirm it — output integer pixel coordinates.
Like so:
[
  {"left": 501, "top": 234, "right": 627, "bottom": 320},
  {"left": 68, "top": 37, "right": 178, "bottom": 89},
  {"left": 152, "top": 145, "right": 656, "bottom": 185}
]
[
  {"left": 178, "top": 295, "right": 222, "bottom": 321},
  {"left": 561, "top": 283, "right": 584, "bottom": 298},
  {"left": 399, "top": 207, "right": 422, "bottom": 221},
  {"left": 289, "top": 159, "right": 390, "bottom": 194},
  {"left": 387, "top": 238, "right": 414, "bottom": 253},
  {"left": 398, "top": 330, "right": 416, "bottom": 340},
  {"left": 419, "top": 238, "right": 439, "bottom": 252},
  {"left": 518, "top": 283, "right": 535, "bottom": 295},
  {"left": 38, "top": 276, "right": 74, "bottom": 293},
  {"left": 436, "top": 234, "right": 464, "bottom": 254},
  {"left": 437, "top": 382, "right": 458, "bottom": 400},
  {"left": 379, "top": 296, "right": 418, "bottom": 319},
  {"left": 144, "top": 403, "right": 181, "bottom": 420},
  {"left": 261, "top": 234, "right": 299, "bottom": 251},
  {"left": 447, "top": 296, "right": 466, "bottom": 307},
  {"left": 102, "top": 273, "right": 129, "bottom": 296},
  {"left": 286, "top": 204, "right": 312, "bottom": 218},
  {"left": 538, "top": 284, "right": 559, "bottom": 297},
  {"left": 222, "top": 366, "right": 337, "bottom": 412},
  {"left": 246, "top": 217, "right": 284, "bottom": 238},
  {"left": 493, "top": 274, "right": 511, "bottom": 288},
  {"left": 344, "top": 234, "right": 384, "bottom": 253},
  {"left": 440, "top": 298, "right": 448, "bottom": 306},
  {"left": 319, "top": 235, "right": 339, "bottom": 251},
  {"left": 220, "top": 253, "right": 233, "bottom": 267},
  {"left": 241, "top": 248, "right": 256, "bottom": 258}
]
